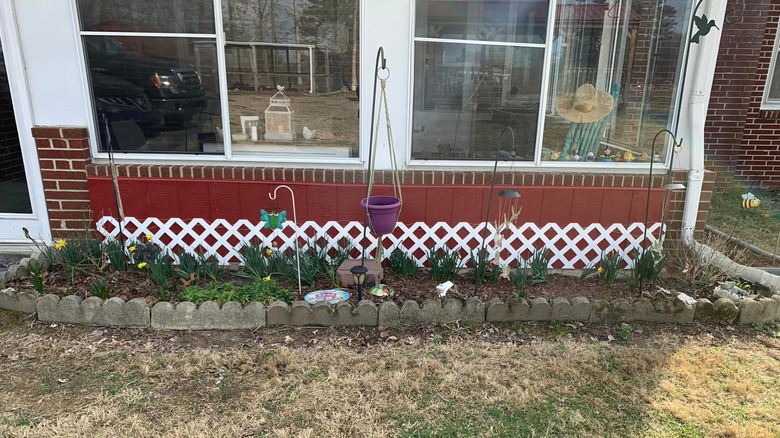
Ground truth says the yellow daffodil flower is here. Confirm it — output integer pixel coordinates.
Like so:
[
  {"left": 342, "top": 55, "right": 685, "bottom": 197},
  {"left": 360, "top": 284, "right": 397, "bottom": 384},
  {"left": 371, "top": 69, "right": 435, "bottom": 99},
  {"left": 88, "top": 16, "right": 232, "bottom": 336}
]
[
  {"left": 265, "top": 248, "right": 273, "bottom": 256},
  {"left": 54, "top": 239, "right": 66, "bottom": 250},
  {"left": 597, "top": 267, "right": 604, "bottom": 274},
  {"left": 138, "top": 262, "right": 148, "bottom": 269},
  {"left": 145, "top": 234, "right": 153, "bottom": 241},
  {"left": 129, "top": 245, "right": 136, "bottom": 253},
  {"left": 263, "top": 275, "right": 272, "bottom": 282}
]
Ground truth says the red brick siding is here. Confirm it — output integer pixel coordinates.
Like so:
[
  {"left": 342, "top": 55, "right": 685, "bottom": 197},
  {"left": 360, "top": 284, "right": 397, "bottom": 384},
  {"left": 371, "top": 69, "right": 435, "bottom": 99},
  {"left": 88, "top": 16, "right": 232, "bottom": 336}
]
[
  {"left": 704, "top": 0, "right": 772, "bottom": 186},
  {"left": 32, "top": 126, "right": 93, "bottom": 238}
]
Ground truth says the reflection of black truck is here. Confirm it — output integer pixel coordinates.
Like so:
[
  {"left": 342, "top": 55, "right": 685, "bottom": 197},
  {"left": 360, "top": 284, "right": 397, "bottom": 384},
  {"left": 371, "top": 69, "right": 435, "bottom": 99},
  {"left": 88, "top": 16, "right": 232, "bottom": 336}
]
[{"left": 86, "top": 37, "right": 207, "bottom": 127}]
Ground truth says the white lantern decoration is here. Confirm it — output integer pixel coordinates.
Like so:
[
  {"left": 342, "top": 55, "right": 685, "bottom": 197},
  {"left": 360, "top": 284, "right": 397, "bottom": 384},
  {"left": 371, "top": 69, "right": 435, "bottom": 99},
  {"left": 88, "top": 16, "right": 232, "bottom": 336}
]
[{"left": 264, "top": 86, "right": 295, "bottom": 141}]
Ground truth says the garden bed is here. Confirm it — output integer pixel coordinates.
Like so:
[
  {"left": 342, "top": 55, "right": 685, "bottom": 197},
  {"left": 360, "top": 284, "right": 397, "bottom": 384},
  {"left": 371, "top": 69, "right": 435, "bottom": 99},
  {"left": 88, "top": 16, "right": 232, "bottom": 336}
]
[{"left": 5, "top": 267, "right": 703, "bottom": 308}]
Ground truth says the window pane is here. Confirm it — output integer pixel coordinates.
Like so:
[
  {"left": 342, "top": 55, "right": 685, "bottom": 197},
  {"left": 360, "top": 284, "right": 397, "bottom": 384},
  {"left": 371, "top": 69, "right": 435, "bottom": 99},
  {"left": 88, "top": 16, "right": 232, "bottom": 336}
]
[
  {"left": 83, "top": 36, "right": 223, "bottom": 154},
  {"left": 221, "top": 0, "right": 360, "bottom": 159},
  {"left": 542, "top": 0, "right": 691, "bottom": 163},
  {"left": 769, "top": 58, "right": 780, "bottom": 99},
  {"left": 415, "top": 0, "right": 548, "bottom": 44},
  {"left": 0, "top": 40, "right": 32, "bottom": 214},
  {"left": 77, "top": 0, "right": 216, "bottom": 34},
  {"left": 411, "top": 42, "right": 543, "bottom": 160}
]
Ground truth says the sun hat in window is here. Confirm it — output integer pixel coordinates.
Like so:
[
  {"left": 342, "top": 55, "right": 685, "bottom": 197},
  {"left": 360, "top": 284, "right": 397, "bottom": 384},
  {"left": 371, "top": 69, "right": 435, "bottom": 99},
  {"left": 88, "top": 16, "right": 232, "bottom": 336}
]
[{"left": 556, "top": 83, "right": 614, "bottom": 123}]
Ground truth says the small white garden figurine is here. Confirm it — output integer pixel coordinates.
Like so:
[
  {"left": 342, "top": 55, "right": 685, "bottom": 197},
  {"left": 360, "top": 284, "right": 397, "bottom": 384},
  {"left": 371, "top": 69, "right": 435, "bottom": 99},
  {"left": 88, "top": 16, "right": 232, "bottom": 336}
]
[{"left": 302, "top": 126, "right": 316, "bottom": 140}]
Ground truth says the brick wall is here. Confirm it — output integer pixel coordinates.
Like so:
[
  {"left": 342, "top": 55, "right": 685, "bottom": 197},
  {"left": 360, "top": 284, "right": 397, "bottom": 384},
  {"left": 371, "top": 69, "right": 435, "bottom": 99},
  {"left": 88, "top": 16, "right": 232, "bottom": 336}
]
[
  {"left": 705, "top": 1, "right": 780, "bottom": 188},
  {"left": 32, "top": 127, "right": 93, "bottom": 238}
]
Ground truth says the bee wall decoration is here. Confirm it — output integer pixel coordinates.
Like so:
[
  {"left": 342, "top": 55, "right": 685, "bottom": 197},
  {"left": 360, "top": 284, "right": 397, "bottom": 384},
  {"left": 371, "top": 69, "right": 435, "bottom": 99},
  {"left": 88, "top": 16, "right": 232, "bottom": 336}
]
[{"left": 741, "top": 192, "right": 761, "bottom": 209}]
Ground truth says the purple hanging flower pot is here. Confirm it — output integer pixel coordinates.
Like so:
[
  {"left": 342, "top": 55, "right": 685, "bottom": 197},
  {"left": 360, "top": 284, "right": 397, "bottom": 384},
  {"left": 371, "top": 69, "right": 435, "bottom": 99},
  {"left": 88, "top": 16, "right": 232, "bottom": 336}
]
[{"left": 361, "top": 196, "right": 401, "bottom": 235}]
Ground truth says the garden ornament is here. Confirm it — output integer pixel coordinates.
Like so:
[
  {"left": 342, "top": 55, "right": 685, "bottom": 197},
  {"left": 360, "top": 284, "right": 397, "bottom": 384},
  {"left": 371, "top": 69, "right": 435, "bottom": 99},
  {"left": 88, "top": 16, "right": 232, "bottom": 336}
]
[
  {"left": 358, "top": 47, "right": 402, "bottom": 283},
  {"left": 586, "top": 151, "right": 595, "bottom": 162},
  {"left": 556, "top": 83, "right": 614, "bottom": 124},
  {"left": 268, "top": 185, "right": 301, "bottom": 296},
  {"left": 260, "top": 209, "right": 287, "bottom": 230},
  {"left": 368, "top": 284, "right": 395, "bottom": 298},
  {"left": 304, "top": 289, "right": 349, "bottom": 304},
  {"left": 436, "top": 281, "right": 455, "bottom": 298},
  {"left": 741, "top": 193, "right": 760, "bottom": 209},
  {"left": 691, "top": 13, "right": 719, "bottom": 44},
  {"left": 475, "top": 126, "right": 522, "bottom": 296}
]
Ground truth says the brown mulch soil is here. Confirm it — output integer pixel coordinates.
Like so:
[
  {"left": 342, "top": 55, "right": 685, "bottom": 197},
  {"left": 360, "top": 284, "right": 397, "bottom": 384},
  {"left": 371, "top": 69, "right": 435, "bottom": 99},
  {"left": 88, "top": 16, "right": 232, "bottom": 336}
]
[{"left": 8, "top": 266, "right": 706, "bottom": 307}]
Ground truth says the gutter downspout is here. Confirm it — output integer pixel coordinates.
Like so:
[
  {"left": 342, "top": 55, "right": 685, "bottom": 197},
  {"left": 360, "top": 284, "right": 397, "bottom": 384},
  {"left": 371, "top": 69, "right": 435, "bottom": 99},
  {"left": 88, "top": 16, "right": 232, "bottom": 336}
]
[
  {"left": 680, "top": 0, "right": 780, "bottom": 291},
  {"left": 681, "top": 0, "right": 724, "bottom": 247}
]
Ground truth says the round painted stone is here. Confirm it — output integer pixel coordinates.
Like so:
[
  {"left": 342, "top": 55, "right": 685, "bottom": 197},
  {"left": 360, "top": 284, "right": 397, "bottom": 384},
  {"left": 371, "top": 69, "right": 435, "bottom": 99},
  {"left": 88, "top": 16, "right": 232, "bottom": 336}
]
[
  {"left": 368, "top": 284, "right": 395, "bottom": 297},
  {"left": 304, "top": 289, "right": 349, "bottom": 304}
]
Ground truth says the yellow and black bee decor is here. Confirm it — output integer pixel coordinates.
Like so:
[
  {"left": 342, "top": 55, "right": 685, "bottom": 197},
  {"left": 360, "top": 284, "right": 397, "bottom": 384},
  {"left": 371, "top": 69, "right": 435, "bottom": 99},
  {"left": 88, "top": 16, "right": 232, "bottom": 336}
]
[{"left": 741, "top": 192, "right": 761, "bottom": 209}]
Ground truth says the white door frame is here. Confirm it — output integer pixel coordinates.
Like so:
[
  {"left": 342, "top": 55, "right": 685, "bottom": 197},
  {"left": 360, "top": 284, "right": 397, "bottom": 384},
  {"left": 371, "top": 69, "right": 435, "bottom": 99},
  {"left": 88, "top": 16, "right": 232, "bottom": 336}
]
[{"left": 0, "top": 0, "right": 51, "bottom": 249}]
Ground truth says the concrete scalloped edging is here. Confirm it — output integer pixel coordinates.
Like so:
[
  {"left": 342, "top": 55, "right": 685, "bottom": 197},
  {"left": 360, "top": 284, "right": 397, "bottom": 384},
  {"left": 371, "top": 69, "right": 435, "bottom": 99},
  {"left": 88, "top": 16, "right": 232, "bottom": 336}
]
[
  {"left": 2, "top": 289, "right": 780, "bottom": 329},
  {"left": 0, "top": 251, "right": 46, "bottom": 286},
  {"left": 151, "top": 301, "right": 266, "bottom": 330},
  {"left": 37, "top": 294, "right": 150, "bottom": 328}
]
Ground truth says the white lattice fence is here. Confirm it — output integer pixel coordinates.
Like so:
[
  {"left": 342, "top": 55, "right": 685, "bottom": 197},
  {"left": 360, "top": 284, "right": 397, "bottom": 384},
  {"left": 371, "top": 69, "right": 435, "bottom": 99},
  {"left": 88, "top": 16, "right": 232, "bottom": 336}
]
[{"left": 96, "top": 217, "right": 662, "bottom": 269}]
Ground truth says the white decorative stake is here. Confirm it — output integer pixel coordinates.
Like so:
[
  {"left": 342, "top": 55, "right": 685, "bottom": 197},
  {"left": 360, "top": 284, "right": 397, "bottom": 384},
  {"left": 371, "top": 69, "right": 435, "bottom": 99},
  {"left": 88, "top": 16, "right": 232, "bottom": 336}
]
[{"left": 269, "top": 185, "right": 301, "bottom": 296}]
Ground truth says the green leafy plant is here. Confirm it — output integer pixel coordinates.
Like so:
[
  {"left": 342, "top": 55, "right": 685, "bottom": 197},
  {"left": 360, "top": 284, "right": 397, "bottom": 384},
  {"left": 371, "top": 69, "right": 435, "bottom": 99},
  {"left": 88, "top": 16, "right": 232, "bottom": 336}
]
[
  {"left": 631, "top": 246, "right": 667, "bottom": 284},
  {"left": 147, "top": 253, "right": 173, "bottom": 287},
  {"left": 179, "top": 278, "right": 293, "bottom": 305},
  {"left": 427, "top": 247, "right": 465, "bottom": 282},
  {"left": 470, "top": 247, "right": 498, "bottom": 285},
  {"left": 238, "top": 241, "right": 271, "bottom": 281},
  {"left": 90, "top": 277, "right": 111, "bottom": 300},
  {"left": 175, "top": 250, "right": 201, "bottom": 282},
  {"left": 293, "top": 251, "right": 323, "bottom": 287},
  {"left": 387, "top": 248, "right": 419, "bottom": 278},
  {"left": 199, "top": 252, "right": 221, "bottom": 282},
  {"left": 103, "top": 239, "right": 127, "bottom": 271},
  {"left": 511, "top": 267, "right": 529, "bottom": 298},
  {"left": 27, "top": 260, "right": 44, "bottom": 294},
  {"left": 598, "top": 252, "right": 622, "bottom": 285},
  {"left": 619, "top": 323, "right": 633, "bottom": 341},
  {"left": 267, "top": 250, "right": 293, "bottom": 279},
  {"left": 53, "top": 237, "right": 105, "bottom": 274},
  {"left": 581, "top": 252, "right": 622, "bottom": 285},
  {"left": 128, "top": 235, "right": 160, "bottom": 266},
  {"left": 528, "top": 247, "right": 551, "bottom": 285}
]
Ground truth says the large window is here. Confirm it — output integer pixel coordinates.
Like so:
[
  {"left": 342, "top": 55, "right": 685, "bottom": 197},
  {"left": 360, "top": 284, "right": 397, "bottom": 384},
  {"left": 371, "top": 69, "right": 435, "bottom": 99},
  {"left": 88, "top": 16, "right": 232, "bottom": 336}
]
[
  {"left": 763, "top": 21, "right": 780, "bottom": 109},
  {"left": 76, "top": 0, "right": 359, "bottom": 158},
  {"left": 411, "top": 0, "right": 692, "bottom": 165}
]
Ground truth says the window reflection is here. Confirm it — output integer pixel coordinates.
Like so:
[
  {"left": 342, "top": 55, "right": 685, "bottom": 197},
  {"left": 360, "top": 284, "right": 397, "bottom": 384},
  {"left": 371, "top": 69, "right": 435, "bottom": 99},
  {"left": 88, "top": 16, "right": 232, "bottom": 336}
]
[
  {"left": 84, "top": 36, "right": 222, "bottom": 153},
  {"left": 411, "top": 42, "right": 543, "bottom": 160},
  {"left": 221, "top": 0, "right": 360, "bottom": 158},
  {"left": 77, "top": 0, "right": 216, "bottom": 34},
  {"left": 542, "top": 0, "right": 691, "bottom": 163}
]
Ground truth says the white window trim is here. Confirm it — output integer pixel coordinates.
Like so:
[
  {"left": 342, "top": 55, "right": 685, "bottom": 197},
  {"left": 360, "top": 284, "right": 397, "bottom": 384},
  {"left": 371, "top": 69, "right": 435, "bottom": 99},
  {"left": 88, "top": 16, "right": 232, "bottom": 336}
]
[
  {"left": 70, "top": 0, "right": 364, "bottom": 168},
  {"left": 761, "top": 19, "right": 780, "bottom": 110}
]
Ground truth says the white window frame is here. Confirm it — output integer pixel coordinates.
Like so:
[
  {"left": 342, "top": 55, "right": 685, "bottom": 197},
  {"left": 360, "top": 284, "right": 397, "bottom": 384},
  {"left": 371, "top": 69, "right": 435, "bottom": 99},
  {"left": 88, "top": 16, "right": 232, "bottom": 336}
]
[
  {"left": 761, "top": 19, "right": 780, "bottom": 110},
  {"left": 70, "top": 0, "right": 364, "bottom": 168},
  {"left": 405, "top": 0, "right": 693, "bottom": 172}
]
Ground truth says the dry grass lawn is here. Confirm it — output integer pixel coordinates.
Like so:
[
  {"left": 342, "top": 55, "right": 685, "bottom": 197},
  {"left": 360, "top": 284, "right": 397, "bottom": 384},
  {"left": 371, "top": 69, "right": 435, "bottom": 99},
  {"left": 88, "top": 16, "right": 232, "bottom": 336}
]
[{"left": 0, "top": 310, "right": 779, "bottom": 437}]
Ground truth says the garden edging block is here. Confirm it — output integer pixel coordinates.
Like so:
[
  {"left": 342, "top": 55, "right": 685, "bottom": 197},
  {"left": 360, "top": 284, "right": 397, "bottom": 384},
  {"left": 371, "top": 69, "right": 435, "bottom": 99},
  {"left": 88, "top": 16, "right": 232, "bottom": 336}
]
[
  {"left": 37, "top": 294, "right": 149, "bottom": 328},
  {"left": 0, "top": 288, "right": 39, "bottom": 313},
  {"left": 151, "top": 301, "right": 266, "bottom": 330}
]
